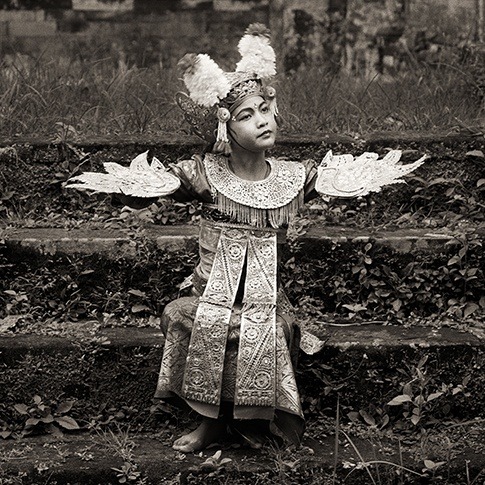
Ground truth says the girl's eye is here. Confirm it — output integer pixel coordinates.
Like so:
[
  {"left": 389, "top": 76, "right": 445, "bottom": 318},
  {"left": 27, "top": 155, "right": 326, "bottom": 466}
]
[
  {"left": 261, "top": 105, "right": 269, "bottom": 113},
  {"left": 238, "top": 114, "right": 251, "bottom": 121}
]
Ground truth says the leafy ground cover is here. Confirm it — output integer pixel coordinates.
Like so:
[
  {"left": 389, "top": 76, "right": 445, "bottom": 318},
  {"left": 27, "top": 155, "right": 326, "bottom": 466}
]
[
  {"left": 0, "top": 137, "right": 484, "bottom": 231},
  {"left": 1, "top": 133, "right": 483, "bottom": 327},
  {"left": 1, "top": 320, "right": 485, "bottom": 484},
  {"left": 1, "top": 40, "right": 485, "bottom": 485},
  {"left": 1, "top": 417, "right": 484, "bottom": 484},
  {"left": 2, "top": 349, "right": 482, "bottom": 484},
  {"left": 1, "top": 226, "right": 484, "bottom": 328}
]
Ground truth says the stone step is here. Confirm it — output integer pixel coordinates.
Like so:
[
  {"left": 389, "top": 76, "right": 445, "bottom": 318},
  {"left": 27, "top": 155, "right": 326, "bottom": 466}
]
[
  {"left": 4, "top": 225, "right": 478, "bottom": 256},
  {"left": 1, "top": 323, "right": 484, "bottom": 431},
  {"left": 1, "top": 427, "right": 484, "bottom": 484},
  {"left": 2, "top": 225, "right": 484, "bottom": 322},
  {"left": 1, "top": 323, "right": 485, "bottom": 483}
]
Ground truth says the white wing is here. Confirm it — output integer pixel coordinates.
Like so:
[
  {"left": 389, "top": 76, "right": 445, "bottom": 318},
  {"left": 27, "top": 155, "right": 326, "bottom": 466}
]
[
  {"left": 66, "top": 151, "right": 180, "bottom": 197},
  {"left": 315, "top": 150, "right": 427, "bottom": 198}
]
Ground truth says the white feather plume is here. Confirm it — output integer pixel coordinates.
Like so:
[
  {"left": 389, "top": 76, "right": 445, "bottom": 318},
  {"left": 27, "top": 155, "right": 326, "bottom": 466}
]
[
  {"left": 182, "top": 54, "right": 231, "bottom": 107},
  {"left": 235, "top": 28, "right": 276, "bottom": 78}
]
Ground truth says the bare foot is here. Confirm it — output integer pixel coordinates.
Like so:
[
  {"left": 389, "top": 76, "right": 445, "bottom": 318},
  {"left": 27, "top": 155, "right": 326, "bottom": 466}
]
[{"left": 173, "top": 417, "right": 226, "bottom": 453}]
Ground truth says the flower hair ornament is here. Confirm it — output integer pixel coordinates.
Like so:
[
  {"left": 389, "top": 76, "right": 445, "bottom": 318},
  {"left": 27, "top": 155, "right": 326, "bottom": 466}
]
[{"left": 176, "top": 24, "right": 278, "bottom": 155}]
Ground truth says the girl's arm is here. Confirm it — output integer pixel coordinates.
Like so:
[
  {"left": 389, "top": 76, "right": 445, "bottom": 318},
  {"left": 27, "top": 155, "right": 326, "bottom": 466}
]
[
  {"left": 301, "top": 159, "right": 321, "bottom": 203},
  {"left": 68, "top": 152, "right": 212, "bottom": 206},
  {"left": 112, "top": 155, "right": 212, "bottom": 209},
  {"left": 113, "top": 155, "right": 212, "bottom": 209}
]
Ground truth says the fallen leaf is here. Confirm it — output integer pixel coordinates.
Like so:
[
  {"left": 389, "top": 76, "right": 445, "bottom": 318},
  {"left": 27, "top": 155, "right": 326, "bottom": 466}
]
[
  {"left": 0, "top": 315, "right": 22, "bottom": 332},
  {"left": 465, "top": 150, "right": 484, "bottom": 158}
]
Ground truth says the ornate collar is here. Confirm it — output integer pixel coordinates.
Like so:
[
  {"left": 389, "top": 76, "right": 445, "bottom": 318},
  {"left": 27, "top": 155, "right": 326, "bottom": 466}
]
[{"left": 204, "top": 154, "right": 306, "bottom": 209}]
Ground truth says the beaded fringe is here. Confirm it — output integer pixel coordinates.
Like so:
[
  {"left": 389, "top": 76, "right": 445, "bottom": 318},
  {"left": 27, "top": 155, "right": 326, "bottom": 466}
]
[{"left": 217, "top": 190, "right": 304, "bottom": 228}]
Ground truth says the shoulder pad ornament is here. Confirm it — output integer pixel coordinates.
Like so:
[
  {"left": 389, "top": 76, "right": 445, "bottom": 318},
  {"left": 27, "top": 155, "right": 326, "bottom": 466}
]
[
  {"left": 315, "top": 150, "right": 427, "bottom": 198},
  {"left": 67, "top": 151, "right": 180, "bottom": 198}
]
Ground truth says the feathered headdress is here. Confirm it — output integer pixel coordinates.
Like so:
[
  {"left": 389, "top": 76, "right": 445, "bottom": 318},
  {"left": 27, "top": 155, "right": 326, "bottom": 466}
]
[
  {"left": 235, "top": 23, "right": 276, "bottom": 78},
  {"left": 176, "top": 23, "right": 278, "bottom": 155}
]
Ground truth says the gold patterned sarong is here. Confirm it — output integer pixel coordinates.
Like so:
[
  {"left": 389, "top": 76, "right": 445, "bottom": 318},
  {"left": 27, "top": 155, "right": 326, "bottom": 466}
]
[{"left": 155, "top": 221, "right": 304, "bottom": 441}]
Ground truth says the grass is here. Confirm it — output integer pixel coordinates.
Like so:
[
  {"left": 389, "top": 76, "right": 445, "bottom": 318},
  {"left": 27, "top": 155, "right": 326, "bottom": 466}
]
[
  {"left": 0, "top": 36, "right": 483, "bottom": 485},
  {"left": 278, "top": 65, "right": 483, "bottom": 135},
  {"left": 0, "top": 54, "right": 181, "bottom": 140},
  {"left": 0, "top": 44, "right": 483, "bottom": 141}
]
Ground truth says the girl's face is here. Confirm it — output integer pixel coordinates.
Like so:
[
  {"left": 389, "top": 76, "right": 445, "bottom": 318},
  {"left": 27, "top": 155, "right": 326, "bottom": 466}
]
[{"left": 228, "top": 95, "right": 277, "bottom": 153}]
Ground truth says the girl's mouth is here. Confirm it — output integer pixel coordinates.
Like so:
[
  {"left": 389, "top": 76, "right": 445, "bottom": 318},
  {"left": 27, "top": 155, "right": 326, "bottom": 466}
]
[{"left": 258, "top": 130, "right": 272, "bottom": 138}]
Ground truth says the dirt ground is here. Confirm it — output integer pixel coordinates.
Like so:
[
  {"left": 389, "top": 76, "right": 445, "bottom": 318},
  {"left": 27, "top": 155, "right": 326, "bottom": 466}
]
[{"left": 1, "top": 416, "right": 485, "bottom": 484}]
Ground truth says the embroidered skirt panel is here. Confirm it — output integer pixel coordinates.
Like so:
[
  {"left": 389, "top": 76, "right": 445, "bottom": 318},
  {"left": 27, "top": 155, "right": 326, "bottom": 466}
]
[{"left": 155, "top": 295, "right": 303, "bottom": 424}]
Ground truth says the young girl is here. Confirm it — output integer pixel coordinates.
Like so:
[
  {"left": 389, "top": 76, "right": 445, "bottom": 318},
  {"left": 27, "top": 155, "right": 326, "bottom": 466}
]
[{"left": 68, "top": 24, "right": 425, "bottom": 453}]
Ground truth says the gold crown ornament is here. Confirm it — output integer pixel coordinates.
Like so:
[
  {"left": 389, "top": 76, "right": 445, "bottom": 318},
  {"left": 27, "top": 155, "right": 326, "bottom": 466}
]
[{"left": 176, "top": 24, "right": 279, "bottom": 155}]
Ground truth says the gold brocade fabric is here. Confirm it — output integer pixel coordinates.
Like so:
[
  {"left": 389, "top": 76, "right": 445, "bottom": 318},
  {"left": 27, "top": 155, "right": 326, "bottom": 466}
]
[
  {"left": 204, "top": 154, "right": 306, "bottom": 228},
  {"left": 155, "top": 219, "right": 304, "bottom": 442},
  {"left": 183, "top": 225, "right": 279, "bottom": 409},
  {"left": 156, "top": 223, "right": 303, "bottom": 416},
  {"left": 155, "top": 155, "right": 310, "bottom": 443}
]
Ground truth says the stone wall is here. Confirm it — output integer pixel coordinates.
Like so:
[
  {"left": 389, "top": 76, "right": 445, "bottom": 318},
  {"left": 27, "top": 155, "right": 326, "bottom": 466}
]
[
  {"left": 0, "top": 0, "right": 269, "bottom": 68},
  {"left": 0, "top": 0, "right": 481, "bottom": 73}
]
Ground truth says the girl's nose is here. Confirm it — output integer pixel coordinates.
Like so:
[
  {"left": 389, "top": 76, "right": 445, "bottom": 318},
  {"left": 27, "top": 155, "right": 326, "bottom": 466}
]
[{"left": 256, "top": 112, "right": 268, "bottom": 126}]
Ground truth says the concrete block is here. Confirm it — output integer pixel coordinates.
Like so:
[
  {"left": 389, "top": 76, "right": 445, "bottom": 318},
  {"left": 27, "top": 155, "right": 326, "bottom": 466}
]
[
  {"left": 0, "top": 9, "right": 40, "bottom": 22},
  {"left": 214, "top": 0, "right": 268, "bottom": 11},
  {"left": 0, "top": 21, "right": 8, "bottom": 38},
  {"left": 0, "top": 10, "right": 10, "bottom": 21},
  {"left": 34, "top": 9, "right": 46, "bottom": 21},
  {"left": 181, "top": 0, "right": 212, "bottom": 7},
  {"left": 9, "top": 19, "right": 57, "bottom": 37},
  {"left": 134, "top": 0, "right": 183, "bottom": 14},
  {"left": 72, "top": 0, "right": 134, "bottom": 11},
  {"left": 152, "top": 11, "right": 208, "bottom": 39}
]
